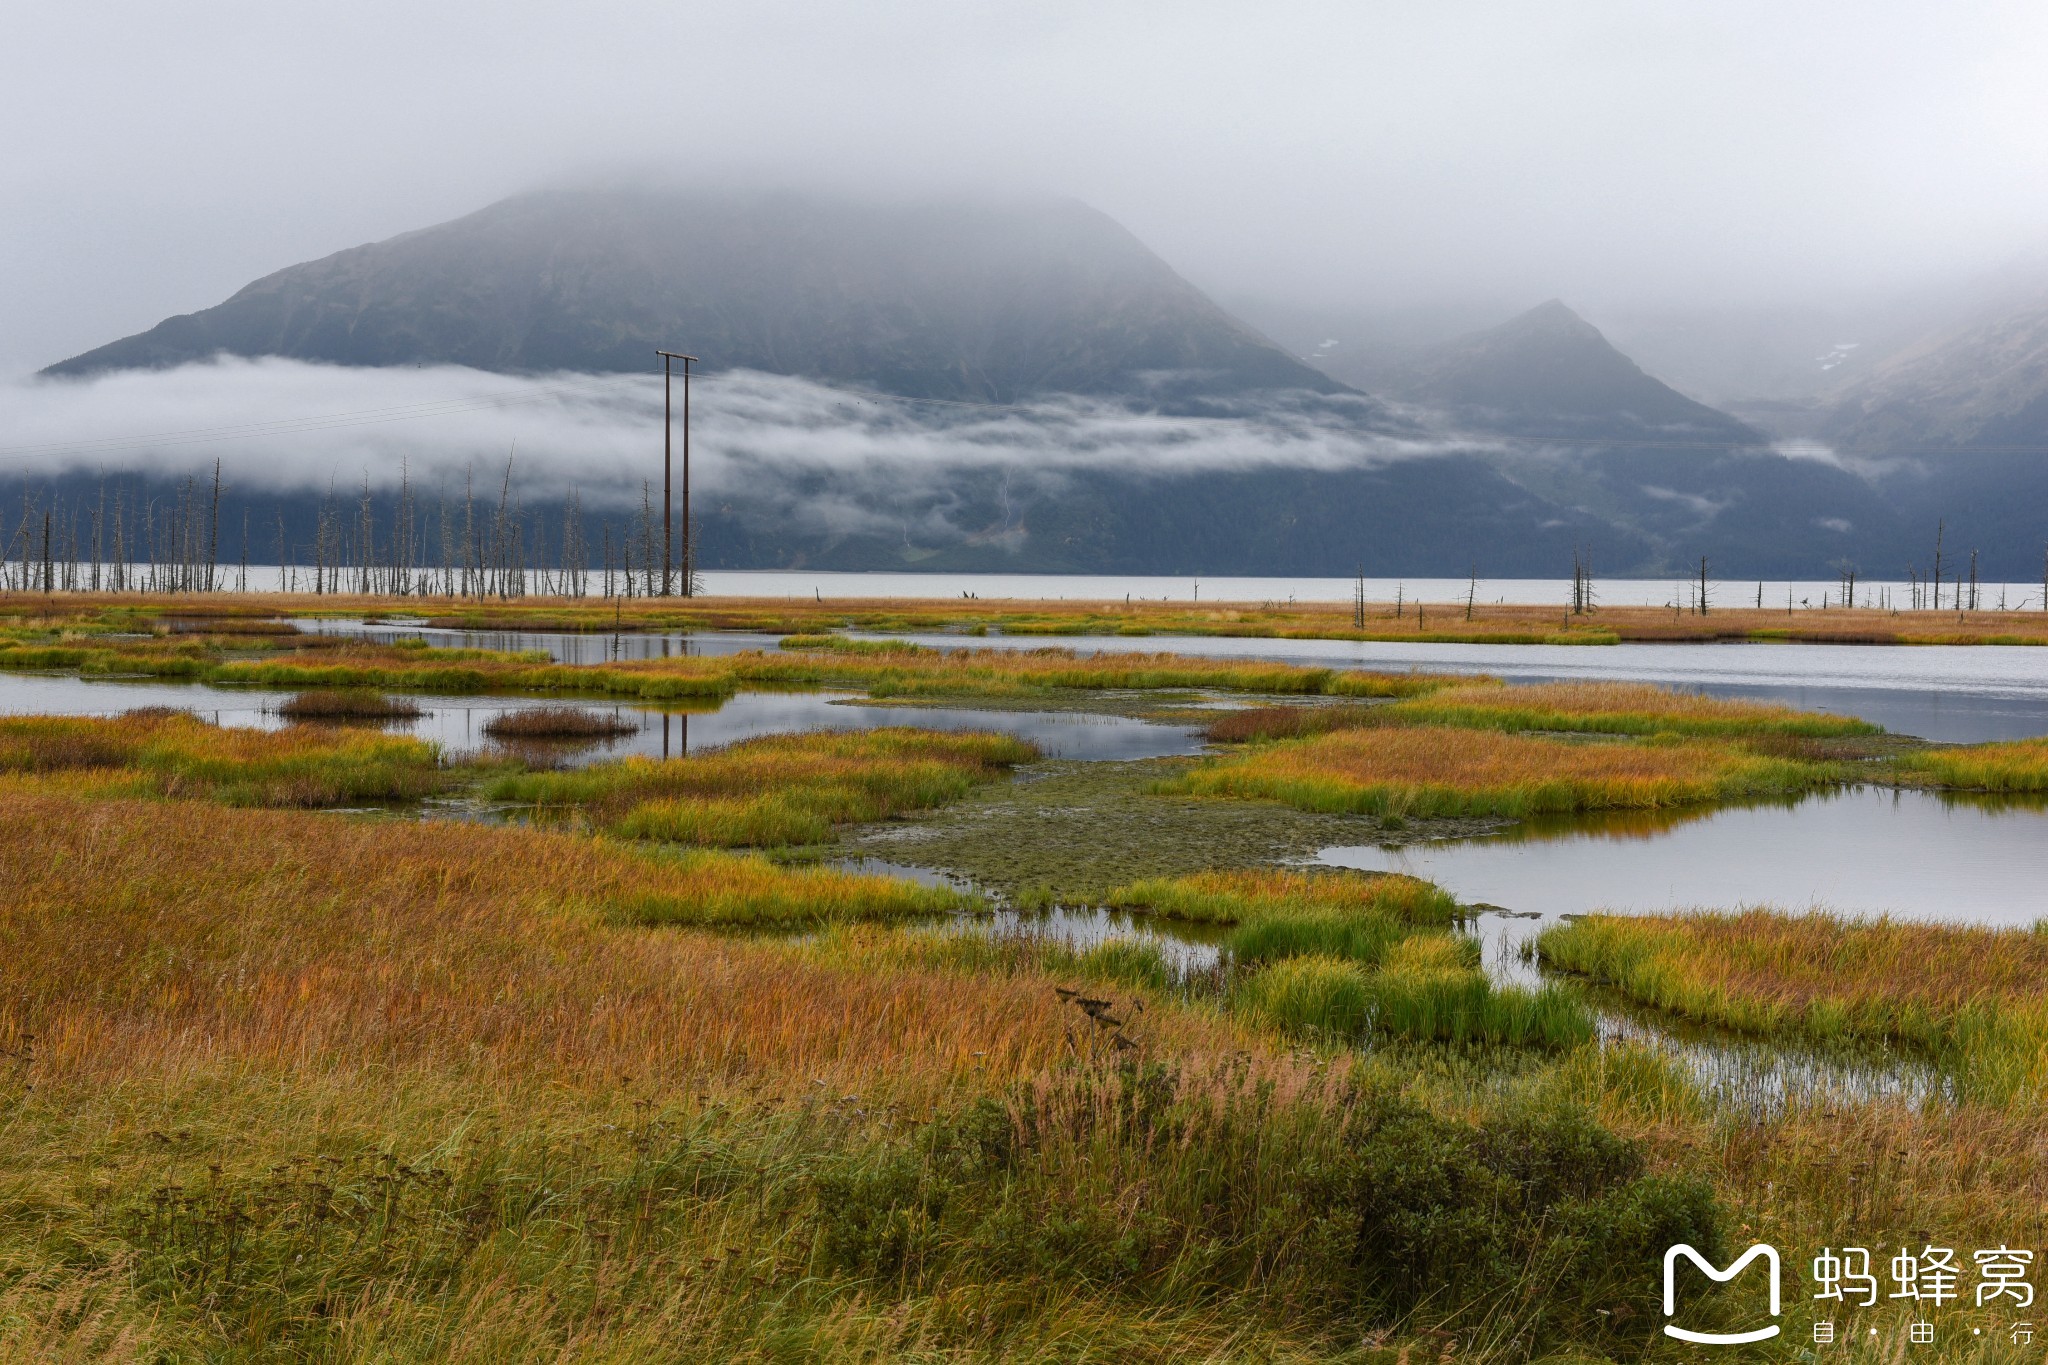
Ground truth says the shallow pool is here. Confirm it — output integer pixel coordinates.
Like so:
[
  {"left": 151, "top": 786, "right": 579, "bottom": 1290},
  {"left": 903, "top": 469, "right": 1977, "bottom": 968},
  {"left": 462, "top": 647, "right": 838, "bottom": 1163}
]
[{"left": 0, "top": 673, "right": 1204, "bottom": 762}]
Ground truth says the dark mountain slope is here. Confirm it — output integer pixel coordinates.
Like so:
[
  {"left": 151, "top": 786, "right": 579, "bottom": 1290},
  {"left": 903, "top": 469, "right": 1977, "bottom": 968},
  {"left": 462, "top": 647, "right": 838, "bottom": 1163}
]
[
  {"left": 44, "top": 188, "right": 1341, "bottom": 402},
  {"left": 1374, "top": 299, "right": 1763, "bottom": 442},
  {"left": 1815, "top": 293, "right": 2048, "bottom": 576}
]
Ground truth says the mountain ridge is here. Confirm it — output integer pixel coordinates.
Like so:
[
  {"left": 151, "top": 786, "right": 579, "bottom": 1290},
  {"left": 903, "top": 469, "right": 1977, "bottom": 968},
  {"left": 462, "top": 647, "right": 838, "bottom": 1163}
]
[{"left": 46, "top": 187, "right": 1344, "bottom": 402}]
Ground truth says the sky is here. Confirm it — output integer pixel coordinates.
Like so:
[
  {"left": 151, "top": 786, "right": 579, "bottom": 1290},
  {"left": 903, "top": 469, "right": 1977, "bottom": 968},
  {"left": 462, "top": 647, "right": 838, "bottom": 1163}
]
[{"left": 7, "top": 1, "right": 2048, "bottom": 381}]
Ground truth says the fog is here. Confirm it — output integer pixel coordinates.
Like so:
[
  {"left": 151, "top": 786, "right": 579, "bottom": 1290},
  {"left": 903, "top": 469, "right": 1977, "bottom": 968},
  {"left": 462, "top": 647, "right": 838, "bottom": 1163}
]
[
  {"left": 7, "top": 2, "right": 2048, "bottom": 379},
  {"left": 0, "top": 360, "right": 1469, "bottom": 539}
]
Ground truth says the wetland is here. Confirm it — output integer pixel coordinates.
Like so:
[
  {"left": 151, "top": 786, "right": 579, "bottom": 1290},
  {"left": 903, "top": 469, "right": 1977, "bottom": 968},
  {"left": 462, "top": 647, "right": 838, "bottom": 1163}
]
[{"left": 7, "top": 591, "right": 2048, "bottom": 1361}]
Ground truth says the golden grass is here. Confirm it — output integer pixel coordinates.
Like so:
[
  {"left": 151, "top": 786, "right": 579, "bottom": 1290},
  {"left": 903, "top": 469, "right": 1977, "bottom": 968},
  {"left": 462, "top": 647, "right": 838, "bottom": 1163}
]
[
  {"left": 1103, "top": 866, "right": 1458, "bottom": 925},
  {"left": 490, "top": 727, "right": 1037, "bottom": 847},
  {"left": 16, "top": 587, "right": 2048, "bottom": 646},
  {"left": 0, "top": 790, "right": 1072, "bottom": 1094},
  {"left": 0, "top": 710, "right": 447, "bottom": 805},
  {"left": 1387, "top": 679, "right": 1880, "bottom": 737},
  {"left": 1894, "top": 736, "right": 2048, "bottom": 790},
  {"left": 1164, "top": 724, "right": 1827, "bottom": 818},
  {"left": 3, "top": 619, "right": 1470, "bottom": 704},
  {"left": 1538, "top": 909, "right": 2048, "bottom": 1094}
]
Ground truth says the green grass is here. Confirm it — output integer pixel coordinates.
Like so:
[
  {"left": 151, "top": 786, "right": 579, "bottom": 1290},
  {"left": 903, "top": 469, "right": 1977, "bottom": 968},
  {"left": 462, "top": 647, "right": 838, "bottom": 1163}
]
[
  {"left": 1893, "top": 736, "right": 2048, "bottom": 791},
  {"left": 487, "top": 728, "right": 1039, "bottom": 847},
  {"left": 1103, "top": 867, "right": 1461, "bottom": 926},
  {"left": 1537, "top": 909, "right": 2048, "bottom": 1098},
  {"left": 1233, "top": 951, "right": 1594, "bottom": 1049}
]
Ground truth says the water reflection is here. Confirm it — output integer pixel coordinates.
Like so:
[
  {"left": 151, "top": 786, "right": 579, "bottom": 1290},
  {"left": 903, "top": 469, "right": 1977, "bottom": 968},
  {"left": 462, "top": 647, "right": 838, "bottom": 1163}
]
[
  {"left": 1322, "top": 787, "right": 2048, "bottom": 951},
  {"left": 0, "top": 672, "right": 1202, "bottom": 763},
  {"left": 295, "top": 617, "right": 2048, "bottom": 743},
  {"left": 295, "top": 617, "right": 785, "bottom": 661}
]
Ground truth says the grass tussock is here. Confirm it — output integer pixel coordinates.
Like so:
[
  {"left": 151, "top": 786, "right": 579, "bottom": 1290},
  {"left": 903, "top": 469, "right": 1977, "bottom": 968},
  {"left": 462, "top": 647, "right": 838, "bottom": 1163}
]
[
  {"left": 481, "top": 705, "right": 639, "bottom": 739},
  {"left": 0, "top": 710, "right": 446, "bottom": 806},
  {"left": 1388, "top": 679, "right": 1881, "bottom": 738},
  {"left": 489, "top": 727, "right": 1038, "bottom": 846},
  {"left": 1165, "top": 723, "right": 1826, "bottom": 818},
  {"left": 1538, "top": 909, "right": 2048, "bottom": 1096},
  {"left": 1104, "top": 866, "right": 1459, "bottom": 926},
  {"left": 275, "top": 688, "right": 423, "bottom": 721},
  {"left": 1234, "top": 952, "right": 1593, "bottom": 1049},
  {"left": 1894, "top": 736, "right": 2048, "bottom": 791},
  {"left": 1104, "top": 868, "right": 1591, "bottom": 1048}
]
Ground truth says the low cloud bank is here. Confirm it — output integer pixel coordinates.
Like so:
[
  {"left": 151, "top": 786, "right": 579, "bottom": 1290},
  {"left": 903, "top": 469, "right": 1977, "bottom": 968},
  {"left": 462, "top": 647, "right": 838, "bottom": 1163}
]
[{"left": 1, "top": 359, "right": 1467, "bottom": 508}]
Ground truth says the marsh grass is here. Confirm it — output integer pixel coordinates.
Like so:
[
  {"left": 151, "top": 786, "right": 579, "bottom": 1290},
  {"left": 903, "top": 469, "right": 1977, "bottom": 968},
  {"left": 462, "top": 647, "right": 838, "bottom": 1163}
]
[
  {"left": 1387, "top": 680, "right": 1881, "bottom": 738},
  {"left": 1101, "top": 869, "right": 1592, "bottom": 1049},
  {"left": 1164, "top": 724, "right": 1827, "bottom": 818},
  {"left": 1202, "top": 702, "right": 1392, "bottom": 743},
  {"left": 1104, "top": 866, "right": 1461, "bottom": 926},
  {"left": 1894, "top": 736, "right": 2048, "bottom": 791},
  {"left": 1233, "top": 953, "right": 1593, "bottom": 1049},
  {"left": 0, "top": 710, "right": 446, "bottom": 805},
  {"left": 275, "top": 688, "right": 424, "bottom": 721},
  {"left": 1538, "top": 909, "right": 2048, "bottom": 1096},
  {"left": 3, "top": 620, "right": 1473, "bottom": 708},
  {"left": 491, "top": 728, "right": 1038, "bottom": 847},
  {"left": 0, "top": 778, "right": 1728, "bottom": 1359},
  {"left": 481, "top": 705, "right": 639, "bottom": 739}
]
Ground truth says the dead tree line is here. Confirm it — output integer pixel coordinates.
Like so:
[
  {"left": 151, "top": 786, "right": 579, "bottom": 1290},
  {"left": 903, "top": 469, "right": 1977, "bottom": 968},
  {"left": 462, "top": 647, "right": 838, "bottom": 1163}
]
[{"left": 5, "top": 463, "right": 701, "bottom": 599}]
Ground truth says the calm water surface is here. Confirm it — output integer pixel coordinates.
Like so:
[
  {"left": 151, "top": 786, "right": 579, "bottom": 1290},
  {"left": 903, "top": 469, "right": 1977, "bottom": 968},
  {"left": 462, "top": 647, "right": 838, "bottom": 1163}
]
[
  {"left": 296, "top": 619, "right": 2048, "bottom": 743},
  {"left": 0, "top": 673, "right": 1201, "bottom": 762},
  {"left": 1319, "top": 786, "right": 2048, "bottom": 983}
]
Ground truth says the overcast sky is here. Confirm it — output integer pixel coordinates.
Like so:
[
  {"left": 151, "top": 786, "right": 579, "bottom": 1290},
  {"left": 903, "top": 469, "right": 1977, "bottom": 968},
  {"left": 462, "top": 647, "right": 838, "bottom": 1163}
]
[{"left": 7, "top": 1, "right": 2048, "bottom": 377}]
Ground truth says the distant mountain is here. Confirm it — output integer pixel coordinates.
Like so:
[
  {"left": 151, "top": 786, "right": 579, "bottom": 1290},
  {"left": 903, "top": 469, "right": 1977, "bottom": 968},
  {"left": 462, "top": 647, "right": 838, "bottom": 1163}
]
[
  {"left": 1330, "top": 301, "right": 1904, "bottom": 575},
  {"left": 1369, "top": 300, "right": 1764, "bottom": 442},
  {"left": 45, "top": 187, "right": 1342, "bottom": 402},
  {"left": 1821, "top": 294, "right": 2048, "bottom": 456},
  {"left": 1811, "top": 293, "right": 2048, "bottom": 573}
]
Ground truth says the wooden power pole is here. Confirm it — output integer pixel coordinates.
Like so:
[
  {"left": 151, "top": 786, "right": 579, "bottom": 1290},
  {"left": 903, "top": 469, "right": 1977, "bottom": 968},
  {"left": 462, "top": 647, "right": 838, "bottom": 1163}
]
[{"left": 657, "top": 350, "right": 698, "bottom": 597}]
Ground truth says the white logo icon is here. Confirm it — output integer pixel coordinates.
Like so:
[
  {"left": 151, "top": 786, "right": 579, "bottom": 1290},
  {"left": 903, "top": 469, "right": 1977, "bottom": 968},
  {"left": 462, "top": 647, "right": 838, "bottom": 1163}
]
[{"left": 1663, "top": 1244, "right": 1782, "bottom": 1345}]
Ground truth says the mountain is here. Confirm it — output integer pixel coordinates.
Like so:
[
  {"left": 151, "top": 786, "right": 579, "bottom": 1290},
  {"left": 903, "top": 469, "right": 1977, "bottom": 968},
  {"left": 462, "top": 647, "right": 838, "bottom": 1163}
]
[
  {"left": 44, "top": 187, "right": 1342, "bottom": 401},
  {"left": 1822, "top": 293, "right": 2048, "bottom": 455},
  {"left": 1812, "top": 290, "right": 2048, "bottom": 576},
  {"left": 1330, "top": 301, "right": 1903, "bottom": 575},
  {"left": 1369, "top": 299, "right": 1764, "bottom": 442}
]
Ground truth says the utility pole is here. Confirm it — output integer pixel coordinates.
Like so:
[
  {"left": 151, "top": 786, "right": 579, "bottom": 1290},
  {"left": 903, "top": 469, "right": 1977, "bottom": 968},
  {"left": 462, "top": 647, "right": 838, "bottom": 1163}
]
[{"left": 657, "top": 350, "right": 698, "bottom": 597}]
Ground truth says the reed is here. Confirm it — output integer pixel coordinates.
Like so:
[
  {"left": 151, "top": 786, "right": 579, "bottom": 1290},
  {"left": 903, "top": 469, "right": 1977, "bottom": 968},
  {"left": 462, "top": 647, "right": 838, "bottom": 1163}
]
[{"left": 1165, "top": 724, "right": 1826, "bottom": 818}]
